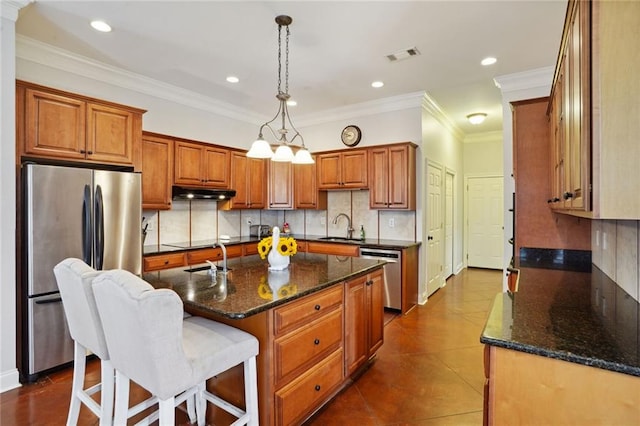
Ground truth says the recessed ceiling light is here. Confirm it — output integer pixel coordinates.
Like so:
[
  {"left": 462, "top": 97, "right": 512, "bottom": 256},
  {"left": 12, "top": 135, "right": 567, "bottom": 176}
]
[
  {"left": 371, "top": 81, "right": 384, "bottom": 88},
  {"left": 226, "top": 76, "right": 239, "bottom": 83},
  {"left": 90, "top": 20, "right": 112, "bottom": 33},
  {"left": 286, "top": 99, "right": 297, "bottom": 106},
  {"left": 481, "top": 57, "right": 497, "bottom": 66},
  {"left": 467, "top": 113, "right": 487, "bottom": 125}
]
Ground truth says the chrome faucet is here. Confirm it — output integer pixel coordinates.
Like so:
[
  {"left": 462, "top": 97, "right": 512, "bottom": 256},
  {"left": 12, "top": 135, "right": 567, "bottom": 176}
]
[
  {"left": 213, "top": 242, "right": 228, "bottom": 273},
  {"left": 332, "top": 213, "right": 354, "bottom": 239}
]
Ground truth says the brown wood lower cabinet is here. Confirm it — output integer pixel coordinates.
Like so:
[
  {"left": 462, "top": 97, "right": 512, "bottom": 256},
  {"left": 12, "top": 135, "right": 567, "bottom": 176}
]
[
  {"left": 485, "top": 345, "right": 640, "bottom": 425},
  {"left": 306, "top": 241, "right": 359, "bottom": 257},
  {"left": 143, "top": 252, "right": 186, "bottom": 272}
]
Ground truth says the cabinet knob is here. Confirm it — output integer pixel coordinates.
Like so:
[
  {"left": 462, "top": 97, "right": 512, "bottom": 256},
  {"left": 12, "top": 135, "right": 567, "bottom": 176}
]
[
  {"left": 314, "top": 385, "right": 321, "bottom": 391},
  {"left": 314, "top": 338, "right": 320, "bottom": 345},
  {"left": 563, "top": 191, "right": 574, "bottom": 200},
  {"left": 314, "top": 304, "right": 321, "bottom": 311},
  {"left": 80, "top": 149, "right": 86, "bottom": 154},
  {"left": 87, "top": 151, "right": 93, "bottom": 155},
  {"left": 164, "top": 260, "right": 169, "bottom": 265}
]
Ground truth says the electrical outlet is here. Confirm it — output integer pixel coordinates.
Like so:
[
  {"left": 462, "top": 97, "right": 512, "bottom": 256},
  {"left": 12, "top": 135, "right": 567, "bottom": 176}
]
[{"left": 389, "top": 218, "right": 395, "bottom": 228}]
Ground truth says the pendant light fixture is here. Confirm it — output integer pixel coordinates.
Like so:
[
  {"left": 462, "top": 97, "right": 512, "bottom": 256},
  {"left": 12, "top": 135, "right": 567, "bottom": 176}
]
[{"left": 247, "top": 15, "right": 314, "bottom": 164}]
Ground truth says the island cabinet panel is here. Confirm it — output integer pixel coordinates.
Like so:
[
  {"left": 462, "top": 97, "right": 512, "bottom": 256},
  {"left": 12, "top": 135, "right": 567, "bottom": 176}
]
[
  {"left": 317, "top": 149, "right": 367, "bottom": 189},
  {"left": 174, "top": 140, "right": 230, "bottom": 188},
  {"left": 18, "top": 81, "right": 144, "bottom": 168},
  {"left": 143, "top": 252, "right": 186, "bottom": 272},
  {"left": 345, "top": 267, "right": 384, "bottom": 376},
  {"left": 273, "top": 284, "right": 343, "bottom": 336},
  {"left": 275, "top": 348, "right": 344, "bottom": 426},
  {"left": 486, "top": 346, "right": 640, "bottom": 425},
  {"left": 141, "top": 132, "right": 173, "bottom": 210},
  {"left": 368, "top": 143, "right": 416, "bottom": 210}
]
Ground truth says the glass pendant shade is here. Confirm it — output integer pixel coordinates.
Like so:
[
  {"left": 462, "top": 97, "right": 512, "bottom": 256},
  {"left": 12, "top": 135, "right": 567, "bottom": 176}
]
[
  {"left": 247, "top": 139, "right": 274, "bottom": 158},
  {"left": 272, "top": 144, "right": 295, "bottom": 162},
  {"left": 292, "top": 148, "right": 314, "bottom": 164}
]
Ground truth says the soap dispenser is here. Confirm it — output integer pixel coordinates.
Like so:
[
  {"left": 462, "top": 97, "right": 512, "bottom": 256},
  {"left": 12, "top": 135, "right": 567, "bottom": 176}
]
[{"left": 360, "top": 225, "right": 365, "bottom": 240}]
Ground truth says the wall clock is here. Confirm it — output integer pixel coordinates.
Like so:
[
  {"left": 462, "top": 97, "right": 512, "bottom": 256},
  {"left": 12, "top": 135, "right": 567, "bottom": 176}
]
[{"left": 341, "top": 125, "right": 362, "bottom": 147}]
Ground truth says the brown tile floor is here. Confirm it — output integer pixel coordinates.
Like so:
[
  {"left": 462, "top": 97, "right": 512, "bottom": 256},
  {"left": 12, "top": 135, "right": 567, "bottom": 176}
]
[{"left": 0, "top": 268, "right": 502, "bottom": 426}]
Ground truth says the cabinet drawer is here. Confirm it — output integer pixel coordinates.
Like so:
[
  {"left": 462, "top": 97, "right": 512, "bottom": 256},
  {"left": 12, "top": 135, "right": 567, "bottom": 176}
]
[
  {"left": 274, "top": 309, "right": 343, "bottom": 386},
  {"left": 306, "top": 242, "right": 359, "bottom": 257},
  {"left": 274, "top": 285, "right": 343, "bottom": 336},
  {"left": 143, "top": 253, "right": 186, "bottom": 272},
  {"left": 275, "top": 348, "right": 344, "bottom": 426},
  {"left": 243, "top": 242, "right": 259, "bottom": 256},
  {"left": 186, "top": 245, "right": 243, "bottom": 265}
]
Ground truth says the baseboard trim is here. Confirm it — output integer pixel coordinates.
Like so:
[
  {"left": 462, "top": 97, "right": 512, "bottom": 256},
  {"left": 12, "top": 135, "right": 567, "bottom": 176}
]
[{"left": 1, "top": 368, "right": 21, "bottom": 393}]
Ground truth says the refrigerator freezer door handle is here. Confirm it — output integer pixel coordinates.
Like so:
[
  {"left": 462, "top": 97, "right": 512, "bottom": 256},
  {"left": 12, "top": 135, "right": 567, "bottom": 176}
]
[
  {"left": 34, "top": 297, "right": 63, "bottom": 304},
  {"left": 82, "top": 185, "right": 92, "bottom": 265},
  {"left": 95, "top": 185, "right": 105, "bottom": 270}
]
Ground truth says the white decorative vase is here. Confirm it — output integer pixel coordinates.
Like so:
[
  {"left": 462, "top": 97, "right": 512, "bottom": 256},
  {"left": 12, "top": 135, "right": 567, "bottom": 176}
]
[{"left": 268, "top": 226, "right": 290, "bottom": 271}]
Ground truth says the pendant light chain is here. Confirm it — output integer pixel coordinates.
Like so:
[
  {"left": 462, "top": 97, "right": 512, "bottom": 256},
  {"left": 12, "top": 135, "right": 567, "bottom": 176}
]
[
  {"left": 277, "top": 23, "right": 283, "bottom": 96},
  {"left": 285, "top": 25, "right": 290, "bottom": 96}
]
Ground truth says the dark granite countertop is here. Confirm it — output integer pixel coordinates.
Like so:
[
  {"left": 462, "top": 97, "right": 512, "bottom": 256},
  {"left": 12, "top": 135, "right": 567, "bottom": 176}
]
[
  {"left": 143, "top": 253, "right": 384, "bottom": 319},
  {"left": 143, "top": 235, "right": 420, "bottom": 255},
  {"left": 481, "top": 261, "right": 640, "bottom": 377}
]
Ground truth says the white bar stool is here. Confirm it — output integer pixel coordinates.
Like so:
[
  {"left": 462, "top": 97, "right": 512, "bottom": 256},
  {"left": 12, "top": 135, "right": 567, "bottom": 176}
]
[{"left": 92, "top": 269, "right": 259, "bottom": 426}]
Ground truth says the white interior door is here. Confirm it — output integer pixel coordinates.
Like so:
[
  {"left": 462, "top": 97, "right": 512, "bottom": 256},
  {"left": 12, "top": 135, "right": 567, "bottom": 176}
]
[
  {"left": 467, "top": 176, "right": 504, "bottom": 269},
  {"left": 426, "top": 162, "right": 444, "bottom": 296},
  {"left": 444, "top": 171, "right": 454, "bottom": 278}
]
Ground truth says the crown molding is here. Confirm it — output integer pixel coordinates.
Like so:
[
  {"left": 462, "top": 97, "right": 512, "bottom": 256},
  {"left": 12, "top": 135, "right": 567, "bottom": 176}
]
[
  {"left": 16, "top": 35, "right": 266, "bottom": 125},
  {"left": 421, "top": 92, "right": 465, "bottom": 141},
  {"left": 295, "top": 91, "right": 426, "bottom": 127},
  {"left": 1, "top": 0, "right": 31, "bottom": 21},
  {"left": 494, "top": 66, "right": 553, "bottom": 101}
]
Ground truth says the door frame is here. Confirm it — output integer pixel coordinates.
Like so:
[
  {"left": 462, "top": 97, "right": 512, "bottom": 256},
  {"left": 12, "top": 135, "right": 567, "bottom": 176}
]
[
  {"left": 444, "top": 168, "right": 455, "bottom": 278},
  {"left": 464, "top": 174, "right": 504, "bottom": 269}
]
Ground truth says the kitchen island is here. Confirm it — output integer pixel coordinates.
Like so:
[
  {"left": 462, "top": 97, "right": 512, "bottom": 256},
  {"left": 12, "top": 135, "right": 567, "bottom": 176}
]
[
  {"left": 144, "top": 253, "right": 386, "bottom": 425},
  {"left": 481, "top": 256, "right": 640, "bottom": 425}
]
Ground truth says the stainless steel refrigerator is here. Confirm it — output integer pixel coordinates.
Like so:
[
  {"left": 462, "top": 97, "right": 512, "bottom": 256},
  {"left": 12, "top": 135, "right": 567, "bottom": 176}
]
[{"left": 23, "top": 163, "right": 142, "bottom": 381}]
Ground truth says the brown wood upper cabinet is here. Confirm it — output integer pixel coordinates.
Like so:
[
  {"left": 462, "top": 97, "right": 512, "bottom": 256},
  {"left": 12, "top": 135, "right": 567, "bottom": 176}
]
[
  {"left": 141, "top": 132, "right": 173, "bottom": 210},
  {"left": 294, "top": 157, "right": 327, "bottom": 210},
  {"left": 316, "top": 149, "right": 367, "bottom": 189},
  {"left": 174, "top": 140, "right": 230, "bottom": 188},
  {"left": 221, "top": 151, "right": 266, "bottom": 210},
  {"left": 368, "top": 143, "right": 417, "bottom": 210},
  {"left": 18, "top": 80, "right": 144, "bottom": 168},
  {"left": 268, "top": 161, "right": 294, "bottom": 209},
  {"left": 548, "top": 0, "right": 640, "bottom": 219}
]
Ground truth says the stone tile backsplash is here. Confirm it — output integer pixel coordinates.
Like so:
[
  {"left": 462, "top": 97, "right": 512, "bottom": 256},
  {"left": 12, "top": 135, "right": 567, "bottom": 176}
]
[
  {"left": 592, "top": 219, "right": 640, "bottom": 302},
  {"left": 144, "top": 189, "right": 417, "bottom": 246}
]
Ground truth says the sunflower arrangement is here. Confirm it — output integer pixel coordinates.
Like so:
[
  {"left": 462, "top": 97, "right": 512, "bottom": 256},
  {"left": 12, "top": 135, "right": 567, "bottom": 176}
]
[{"left": 257, "top": 235, "right": 298, "bottom": 259}]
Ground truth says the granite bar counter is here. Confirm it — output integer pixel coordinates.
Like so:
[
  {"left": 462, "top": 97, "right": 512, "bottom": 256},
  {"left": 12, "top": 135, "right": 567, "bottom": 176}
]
[
  {"left": 481, "top": 259, "right": 640, "bottom": 377},
  {"left": 143, "top": 252, "right": 385, "bottom": 319}
]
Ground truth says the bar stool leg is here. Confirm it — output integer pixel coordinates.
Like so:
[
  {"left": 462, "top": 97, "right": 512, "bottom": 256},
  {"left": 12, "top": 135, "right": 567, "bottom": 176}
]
[
  {"left": 245, "top": 356, "right": 259, "bottom": 426},
  {"left": 67, "top": 341, "right": 86, "bottom": 426},
  {"left": 98, "top": 360, "right": 114, "bottom": 426}
]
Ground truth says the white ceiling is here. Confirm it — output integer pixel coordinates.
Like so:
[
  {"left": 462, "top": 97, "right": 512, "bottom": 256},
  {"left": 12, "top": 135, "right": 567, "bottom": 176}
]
[{"left": 16, "top": 0, "right": 568, "bottom": 136}]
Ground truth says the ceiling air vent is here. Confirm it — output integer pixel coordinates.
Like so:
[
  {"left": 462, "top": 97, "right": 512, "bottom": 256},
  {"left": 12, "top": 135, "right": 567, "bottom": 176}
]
[{"left": 386, "top": 47, "right": 421, "bottom": 62}]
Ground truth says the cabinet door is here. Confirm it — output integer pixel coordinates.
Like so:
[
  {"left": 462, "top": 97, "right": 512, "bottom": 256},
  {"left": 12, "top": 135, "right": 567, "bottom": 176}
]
[
  {"left": 142, "top": 134, "right": 173, "bottom": 210},
  {"left": 388, "top": 145, "right": 413, "bottom": 209},
  {"left": 203, "top": 146, "right": 230, "bottom": 188},
  {"left": 87, "top": 102, "right": 134, "bottom": 165},
  {"left": 368, "top": 148, "right": 389, "bottom": 208},
  {"left": 294, "top": 159, "right": 326, "bottom": 209},
  {"left": 341, "top": 150, "right": 368, "bottom": 188},
  {"left": 317, "top": 153, "right": 342, "bottom": 188},
  {"left": 247, "top": 157, "right": 267, "bottom": 208},
  {"left": 174, "top": 141, "right": 204, "bottom": 186},
  {"left": 345, "top": 275, "right": 368, "bottom": 376},
  {"left": 227, "top": 152, "right": 249, "bottom": 209},
  {"left": 367, "top": 268, "right": 384, "bottom": 356},
  {"left": 269, "top": 161, "right": 293, "bottom": 209},
  {"left": 24, "top": 88, "right": 86, "bottom": 160}
]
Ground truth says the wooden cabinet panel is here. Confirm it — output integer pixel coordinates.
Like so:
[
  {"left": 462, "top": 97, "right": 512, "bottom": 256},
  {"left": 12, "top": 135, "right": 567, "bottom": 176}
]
[
  {"left": 186, "top": 245, "right": 243, "bottom": 265},
  {"left": 294, "top": 159, "right": 326, "bottom": 210},
  {"left": 268, "top": 161, "right": 293, "bottom": 209},
  {"left": 273, "top": 285, "right": 343, "bottom": 336},
  {"left": 305, "top": 242, "right": 359, "bottom": 257},
  {"left": 243, "top": 242, "right": 259, "bottom": 256},
  {"left": 367, "top": 268, "right": 384, "bottom": 356},
  {"left": 143, "top": 253, "right": 186, "bottom": 272},
  {"left": 174, "top": 141, "right": 230, "bottom": 188},
  {"left": 223, "top": 152, "right": 266, "bottom": 210},
  {"left": 317, "top": 150, "right": 367, "bottom": 189},
  {"left": 87, "top": 102, "right": 134, "bottom": 165},
  {"left": 274, "top": 309, "right": 342, "bottom": 386},
  {"left": 24, "top": 88, "right": 86, "bottom": 159},
  {"left": 141, "top": 133, "right": 173, "bottom": 210},
  {"left": 19, "top": 82, "right": 143, "bottom": 167},
  {"left": 274, "top": 348, "right": 343, "bottom": 426},
  {"left": 368, "top": 143, "right": 416, "bottom": 210}
]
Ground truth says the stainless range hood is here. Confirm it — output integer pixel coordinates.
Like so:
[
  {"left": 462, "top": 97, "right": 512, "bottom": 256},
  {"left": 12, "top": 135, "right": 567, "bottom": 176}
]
[{"left": 172, "top": 186, "right": 236, "bottom": 201}]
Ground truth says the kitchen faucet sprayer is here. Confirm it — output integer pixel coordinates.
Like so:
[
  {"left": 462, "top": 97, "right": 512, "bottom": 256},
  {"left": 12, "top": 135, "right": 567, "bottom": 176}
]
[{"left": 332, "top": 213, "right": 354, "bottom": 239}]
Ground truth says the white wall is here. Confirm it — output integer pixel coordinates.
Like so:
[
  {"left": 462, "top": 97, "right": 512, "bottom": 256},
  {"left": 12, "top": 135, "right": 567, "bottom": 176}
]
[
  {"left": 1, "top": 0, "right": 27, "bottom": 393},
  {"left": 463, "top": 131, "right": 504, "bottom": 176}
]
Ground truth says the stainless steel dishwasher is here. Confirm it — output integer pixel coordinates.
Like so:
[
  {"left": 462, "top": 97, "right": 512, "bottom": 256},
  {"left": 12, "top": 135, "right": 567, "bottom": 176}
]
[{"left": 359, "top": 247, "right": 402, "bottom": 310}]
